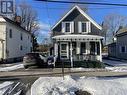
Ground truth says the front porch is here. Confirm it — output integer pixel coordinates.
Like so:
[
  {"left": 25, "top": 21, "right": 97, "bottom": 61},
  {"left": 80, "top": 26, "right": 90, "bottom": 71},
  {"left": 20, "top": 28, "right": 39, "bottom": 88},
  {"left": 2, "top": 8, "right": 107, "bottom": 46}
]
[{"left": 52, "top": 35, "right": 103, "bottom": 67}]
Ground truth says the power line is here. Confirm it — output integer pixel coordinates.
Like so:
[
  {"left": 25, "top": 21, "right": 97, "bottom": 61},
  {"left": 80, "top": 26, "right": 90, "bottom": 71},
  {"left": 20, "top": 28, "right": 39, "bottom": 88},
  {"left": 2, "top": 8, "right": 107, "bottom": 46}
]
[
  {"left": 32, "top": 6, "right": 127, "bottom": 10},
  {"left": 35, "top": 0, "right": 127, "bottom": 7}
]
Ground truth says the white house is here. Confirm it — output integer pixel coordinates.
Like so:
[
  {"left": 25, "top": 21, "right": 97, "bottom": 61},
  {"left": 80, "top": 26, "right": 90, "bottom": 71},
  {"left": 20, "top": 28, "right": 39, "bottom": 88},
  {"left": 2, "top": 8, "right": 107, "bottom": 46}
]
[{"left": 0, "top": 16, "right": 32, "bottom": 62}]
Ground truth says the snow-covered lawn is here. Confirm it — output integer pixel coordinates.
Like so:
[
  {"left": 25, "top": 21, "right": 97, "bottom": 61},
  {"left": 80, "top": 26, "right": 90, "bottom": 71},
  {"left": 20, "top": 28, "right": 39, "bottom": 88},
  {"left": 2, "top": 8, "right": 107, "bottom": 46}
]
[
  {"left": 0, "top": 64, "right": 24, "bottom": 72},
  {"left": 31, "top": 75, "right": 127, "bottom": 95}
]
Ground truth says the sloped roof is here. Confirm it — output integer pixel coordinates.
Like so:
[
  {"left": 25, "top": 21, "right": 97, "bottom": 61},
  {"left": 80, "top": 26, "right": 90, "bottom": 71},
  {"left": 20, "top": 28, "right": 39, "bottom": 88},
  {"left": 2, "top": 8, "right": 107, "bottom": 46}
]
[
  {"left": 0, "top": 16, "right": 31, "bottom": 35},
  {"left": 116, "top": 27, "right": 127, "bottom": 35},
  {"left": 51, "top": 5, "right": 102, "bottom": 30}
]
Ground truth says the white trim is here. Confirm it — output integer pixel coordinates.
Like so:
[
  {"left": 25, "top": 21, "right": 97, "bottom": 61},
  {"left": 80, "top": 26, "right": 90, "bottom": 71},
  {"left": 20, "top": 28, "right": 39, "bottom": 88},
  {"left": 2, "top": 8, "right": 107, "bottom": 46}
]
[
  {"left": 78, "top": 21, "right": 90, "bottom": 33},
  {"left": 53, "top": 34, "right": 104, "bottom": 41},
  {"left": 62, "top": 22, "right": 74, "bottom": 33},
  {"left": 52, "top": 5, "right": 102, "bottom": 30},
  {"left": 60, "top": 42, "right": 69, "bottom": 59}
]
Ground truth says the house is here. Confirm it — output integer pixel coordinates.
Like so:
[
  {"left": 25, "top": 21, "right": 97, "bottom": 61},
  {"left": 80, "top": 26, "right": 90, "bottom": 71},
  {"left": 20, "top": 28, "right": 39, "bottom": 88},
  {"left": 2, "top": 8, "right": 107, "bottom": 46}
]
[
  {"left": 0, "top": 16, "right": 32, "bottom": 62},
  {"left": 51, "top": 5, "right": 103, "bottom": 66},
  {"left": 108, "top": 27, "right": 127, "bottom": 60}
]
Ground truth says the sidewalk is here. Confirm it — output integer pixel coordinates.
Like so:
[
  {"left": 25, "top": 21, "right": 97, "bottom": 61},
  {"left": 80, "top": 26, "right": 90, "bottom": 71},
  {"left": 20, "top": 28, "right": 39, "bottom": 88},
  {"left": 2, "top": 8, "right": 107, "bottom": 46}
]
[{"left": 103, "top": 59, "right": 127, "bottom": 67}]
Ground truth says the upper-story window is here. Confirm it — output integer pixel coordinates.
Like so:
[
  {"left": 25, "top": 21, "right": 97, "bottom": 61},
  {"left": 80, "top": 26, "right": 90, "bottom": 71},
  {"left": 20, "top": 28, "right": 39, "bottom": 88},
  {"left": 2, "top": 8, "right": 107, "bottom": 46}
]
[
  {"left": 78, "top": 21, "right": 91, "bottom": 33},
  {"left": 21, "top": 33, "right": 23, "bottom": 40},
  {"left": 62, "top": 22, "right": 74, "bottom": 33},
  {"left": 120, "top": 46, "right": 126, "bottom": 53},
  {"left": 9, "top": 29, "right": 12, "bottom": 38}
]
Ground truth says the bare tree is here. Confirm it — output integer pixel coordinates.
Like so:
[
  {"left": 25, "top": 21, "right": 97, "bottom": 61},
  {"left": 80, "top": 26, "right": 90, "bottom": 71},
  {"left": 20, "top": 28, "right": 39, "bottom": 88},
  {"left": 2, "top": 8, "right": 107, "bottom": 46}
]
[
  {"left": 102, "top": 13, "right": 127, "bottom": 45},
  {"left": 16, "top": 1, "right": 39, "bottom": 35},
  {"left": 16, "top": 1, "right": 40, "bottom": 51}
]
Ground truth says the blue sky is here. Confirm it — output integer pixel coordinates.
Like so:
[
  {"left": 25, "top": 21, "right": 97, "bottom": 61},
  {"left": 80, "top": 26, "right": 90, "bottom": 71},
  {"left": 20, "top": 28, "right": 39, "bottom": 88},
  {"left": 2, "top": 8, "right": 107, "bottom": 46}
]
[{"left": 16, "top": 0, "right": 127, "bottom": 44}]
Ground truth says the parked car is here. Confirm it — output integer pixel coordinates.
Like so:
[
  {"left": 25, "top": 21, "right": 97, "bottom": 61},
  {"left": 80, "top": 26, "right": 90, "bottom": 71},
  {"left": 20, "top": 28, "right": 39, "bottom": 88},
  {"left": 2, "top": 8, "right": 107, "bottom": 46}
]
[{"left": 23, "top": 53, "right": 47, "bottom": 68}]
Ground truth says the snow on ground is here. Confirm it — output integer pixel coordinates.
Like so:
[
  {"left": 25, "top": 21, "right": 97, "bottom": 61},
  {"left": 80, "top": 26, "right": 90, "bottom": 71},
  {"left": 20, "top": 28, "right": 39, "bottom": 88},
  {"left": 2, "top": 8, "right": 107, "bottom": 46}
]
[
  {"left": 0, "top": 81, "right": 14, "bottom": 95},
  {"left": 103, "top": 59, "right": 127, "bottom": 66},
  {"left": 0, "top": 64, "right": 24, "bottom": 72},
  {"left": 105, "top": 66, "right": 127, "bottom": 72},
  {"left": 31, "top": 75, "right": 127, "bottom": 95}
]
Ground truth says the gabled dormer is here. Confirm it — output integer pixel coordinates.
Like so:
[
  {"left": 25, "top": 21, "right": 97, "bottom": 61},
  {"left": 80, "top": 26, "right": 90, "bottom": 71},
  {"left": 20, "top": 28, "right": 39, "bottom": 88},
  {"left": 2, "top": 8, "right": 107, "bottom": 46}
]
[{"left": 52, "top": 5, "right": 102, "bottom": 36}]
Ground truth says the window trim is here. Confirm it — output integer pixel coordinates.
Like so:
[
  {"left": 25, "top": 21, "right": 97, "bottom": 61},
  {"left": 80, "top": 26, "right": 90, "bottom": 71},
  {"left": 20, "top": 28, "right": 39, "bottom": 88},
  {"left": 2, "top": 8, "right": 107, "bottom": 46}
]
[
  {"left": 62, "top": 21, "right": 74, "bottom": 33},
  {"left": 120, "top": 46, "right": 126, "bottom": 53},
  {"left": 78, "top": 21, "right": 91, "bottom": 33}
]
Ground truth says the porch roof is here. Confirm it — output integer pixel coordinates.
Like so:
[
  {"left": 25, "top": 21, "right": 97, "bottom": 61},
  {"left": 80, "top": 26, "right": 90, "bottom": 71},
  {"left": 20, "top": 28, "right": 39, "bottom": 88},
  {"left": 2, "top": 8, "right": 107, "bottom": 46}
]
[{"left": 52, "top": 34, "right": 103, "bottom": 41}]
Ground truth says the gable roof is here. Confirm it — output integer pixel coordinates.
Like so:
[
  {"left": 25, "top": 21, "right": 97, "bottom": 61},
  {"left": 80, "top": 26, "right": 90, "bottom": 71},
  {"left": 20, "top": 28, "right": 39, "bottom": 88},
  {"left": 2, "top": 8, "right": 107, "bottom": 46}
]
[
  {"left": 116, "top": 27, "right": 127, "bottom": 37},
  {"left": 52, "top": 5, "right": 102, "bottom": 30},
  {"left": 0, "top": 16, "right": 31, "bottom": 35}
]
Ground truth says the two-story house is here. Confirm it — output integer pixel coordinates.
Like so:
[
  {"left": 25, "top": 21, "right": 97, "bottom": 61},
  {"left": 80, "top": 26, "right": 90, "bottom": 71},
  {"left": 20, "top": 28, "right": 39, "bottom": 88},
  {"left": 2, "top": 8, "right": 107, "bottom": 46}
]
[
  {"left": 52, "top": 5, "right": 103, "bottom": 66},
  {"left": 0, "top": 16, "right": 33, "bottom": 62},
  {"left": 108, "top": 27, "right": 127, "bottom": 60}
]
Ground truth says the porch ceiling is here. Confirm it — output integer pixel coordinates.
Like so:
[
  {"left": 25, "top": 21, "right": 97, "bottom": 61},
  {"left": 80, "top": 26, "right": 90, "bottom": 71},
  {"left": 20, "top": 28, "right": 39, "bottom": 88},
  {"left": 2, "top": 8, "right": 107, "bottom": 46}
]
[{"left": 52, "top": 34, "right": 103, "bottom": 41}]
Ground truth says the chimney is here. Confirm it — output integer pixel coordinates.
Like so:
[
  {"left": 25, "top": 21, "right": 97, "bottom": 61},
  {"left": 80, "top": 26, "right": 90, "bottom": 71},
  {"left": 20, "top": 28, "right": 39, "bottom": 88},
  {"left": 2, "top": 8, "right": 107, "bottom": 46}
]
[{"left": 14, "top": 16, "right": 21, "bottom": 25}]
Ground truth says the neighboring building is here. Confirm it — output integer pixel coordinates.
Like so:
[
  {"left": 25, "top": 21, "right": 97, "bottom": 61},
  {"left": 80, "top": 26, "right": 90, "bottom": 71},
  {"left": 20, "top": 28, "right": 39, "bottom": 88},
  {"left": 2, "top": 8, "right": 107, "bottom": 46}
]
[
  {"left": 51, "top": 5, "right": 103, "bottom": 64},
  {"left": 0, "top": 16, "right": 32, "bottom": 62},
  {"left": 108, "top": 27, "right": 127, "bottom": 60}
]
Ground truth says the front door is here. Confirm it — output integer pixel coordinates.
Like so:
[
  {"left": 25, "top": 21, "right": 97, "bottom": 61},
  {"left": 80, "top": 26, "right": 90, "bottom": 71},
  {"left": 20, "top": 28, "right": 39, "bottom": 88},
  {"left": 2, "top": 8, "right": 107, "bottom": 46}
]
[{"left": 60, "top": 42, "right": 68, "bottom": 59}]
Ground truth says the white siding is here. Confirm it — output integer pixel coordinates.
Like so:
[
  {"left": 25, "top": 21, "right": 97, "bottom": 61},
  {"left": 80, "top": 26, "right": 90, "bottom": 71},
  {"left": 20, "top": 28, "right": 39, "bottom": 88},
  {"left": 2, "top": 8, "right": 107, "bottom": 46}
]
[
  {"left": 6, "top": 22, "right": 32, "bottom": 59},
  {"left": 0, "top": 22, "right": 6, "bottom": 59}
]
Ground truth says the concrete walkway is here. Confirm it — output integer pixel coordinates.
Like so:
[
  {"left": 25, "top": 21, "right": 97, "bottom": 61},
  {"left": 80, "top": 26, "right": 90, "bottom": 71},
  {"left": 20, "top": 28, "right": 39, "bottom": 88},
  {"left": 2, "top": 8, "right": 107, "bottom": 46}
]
[
  {"left": 0, "top": 68, "right": 127, "bottom": 78},
  {"left": 103, "top": 59, "right": 127, "bottom": 67}
]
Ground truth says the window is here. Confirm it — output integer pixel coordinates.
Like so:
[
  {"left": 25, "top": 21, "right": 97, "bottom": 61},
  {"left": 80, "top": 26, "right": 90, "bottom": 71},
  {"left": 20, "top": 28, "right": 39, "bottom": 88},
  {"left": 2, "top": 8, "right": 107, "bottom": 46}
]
[
  {"left": 81, "top": 22, "right": 87, "bottom": 32},
  {"left": 62, "top": 22, "right": 74, "bottom": 33},
  {"left": 20, "top": 45, "right": 23, "bottom": 51},
  {"left": 65, "top": 23, "right": 70, "bottom": 32},
  {"left": 90, "top": 42, "right": 95, "bottom": 55},
  {"left": 120, "top": 46, "right": 126, "bottom": 53},
  {"left": 21, "top": 33, "right": 23, "bottom": 40},
  {"left": 9, "top": 29, "right": 12, "bottom": 38},
  {"left": 79, "top": 21, "right": 90, "bottom": 33},
  {"left": 81, "top": 42, "right": 86, "bottom": 54}
]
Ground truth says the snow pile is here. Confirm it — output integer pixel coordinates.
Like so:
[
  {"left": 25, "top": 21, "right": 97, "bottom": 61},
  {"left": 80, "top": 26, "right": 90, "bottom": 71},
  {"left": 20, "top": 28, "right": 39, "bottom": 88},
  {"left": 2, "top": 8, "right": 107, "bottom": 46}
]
[
  {"left": 106, "top": 66, "right": 127, "bottom": 72},
  {"left": 31, "top": 75, "right": 127, "bottom": 95},
  {"left": 0, "top": 82, "right": 14, "bottom": 95},
  {"left": 0, "top": 64, "right": 24, "bottom": 72}
]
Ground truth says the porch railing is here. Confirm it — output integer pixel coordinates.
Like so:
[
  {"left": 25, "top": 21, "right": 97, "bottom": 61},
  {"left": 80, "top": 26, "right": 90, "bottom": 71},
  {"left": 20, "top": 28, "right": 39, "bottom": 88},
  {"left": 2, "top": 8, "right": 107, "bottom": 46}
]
[{"left": 73, "top": 54, "right": 100, "bottom": 61}]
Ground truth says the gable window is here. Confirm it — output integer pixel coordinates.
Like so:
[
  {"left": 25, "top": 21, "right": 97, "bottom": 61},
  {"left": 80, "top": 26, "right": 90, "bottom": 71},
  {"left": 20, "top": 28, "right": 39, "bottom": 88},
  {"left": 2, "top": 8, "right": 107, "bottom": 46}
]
[
  {"left": 9, "top": 29, "right": 12, "bottom": 38},
  {"left": 62, "top": 22, "right": 74, "bottom": 33},
  {"left": 65, "top": 23, "right": 70, "bottom": 32},
  {"left": 79, "top": 21, "right": 91, "bottom": 33},
  {"left": 120, "top": 46, "right": 126, "bottom": 53},
  {"left": 82, "top": 22, "right": 87, "bottom": 32}
]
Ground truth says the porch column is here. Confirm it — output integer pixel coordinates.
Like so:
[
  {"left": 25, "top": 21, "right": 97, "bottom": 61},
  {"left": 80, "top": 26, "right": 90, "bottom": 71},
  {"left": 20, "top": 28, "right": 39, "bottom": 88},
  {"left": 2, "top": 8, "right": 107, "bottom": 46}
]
[
  {"left": 86, "top": 42, "right": 90, "bottom": 54},
  {"left": 99, "top": 41, "right": 102, "bottom": 62},
  {"left": 70, "top": 42, "right": 73, "bottom": 68},
  {"left": 54, "top": 42, "right": 58, "bottom": 67},
  {"left": 95, "top": 42, "right": 97, "bottom": 55}
]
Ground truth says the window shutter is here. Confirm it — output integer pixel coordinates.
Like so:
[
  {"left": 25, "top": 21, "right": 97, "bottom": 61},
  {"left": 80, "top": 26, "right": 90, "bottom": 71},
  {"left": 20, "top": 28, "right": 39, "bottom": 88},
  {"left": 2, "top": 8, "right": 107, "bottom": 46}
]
[
  {"left": 78, "top": 22, "right": 81, "bottom": 33},
  {"left": 62, "top": 22, "right": 65, "bottom": 33},
  {"left": 88, "top": 22, "right": 91, "bottom": 33},
  {"left": 71, "top": 22, "right": 74, "bottom": 33}
]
